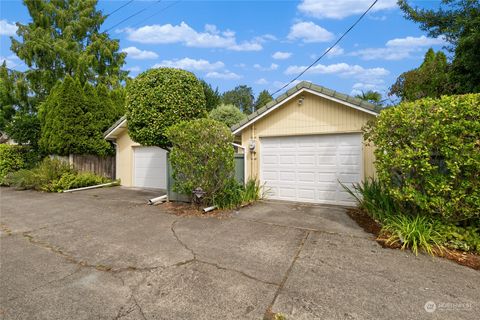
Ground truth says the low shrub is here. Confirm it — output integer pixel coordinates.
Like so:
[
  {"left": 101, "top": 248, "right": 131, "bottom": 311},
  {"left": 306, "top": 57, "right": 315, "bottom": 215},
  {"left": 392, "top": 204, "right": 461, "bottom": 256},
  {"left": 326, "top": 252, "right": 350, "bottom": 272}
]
[
  {"left": 3, "top": 157, "right": 111, "bottom": 192},
  {"left": 46, "top": 172, "right": 110, "bottom": 192},
  {"left": 381, "top": 215, "right": 444, "bottom": 256},
  {"left": 436, "top": 224, "right": 480, "bottom": 253},
  {"left": 213, "top": 178, "right": 263, "bottom": 209},
  {"left": 342, "top": 178, "right": 399, "bottom": 223},
  {"left": 0, "top": 144, "right": 25, "bottom": 183}
]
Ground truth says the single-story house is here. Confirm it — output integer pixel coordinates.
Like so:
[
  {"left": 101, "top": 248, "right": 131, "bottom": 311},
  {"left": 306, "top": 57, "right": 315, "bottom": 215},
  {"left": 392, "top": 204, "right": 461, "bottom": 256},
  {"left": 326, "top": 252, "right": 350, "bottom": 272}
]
[
  {"left": 104, "top": 81, "right": 379, "bottom": 205},
  {"left": 104, "top": 117, "right": 168, "bottom": 189},
  {"left": 232, "top": 81, "right": 378, "bottom": 206}
]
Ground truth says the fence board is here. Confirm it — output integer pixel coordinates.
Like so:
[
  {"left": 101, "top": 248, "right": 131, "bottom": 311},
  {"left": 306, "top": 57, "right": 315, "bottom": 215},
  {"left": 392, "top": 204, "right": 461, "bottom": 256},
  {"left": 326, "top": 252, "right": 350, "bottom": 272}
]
[{"left": 71, "top": 154, "right": 115, "bottom": 179}]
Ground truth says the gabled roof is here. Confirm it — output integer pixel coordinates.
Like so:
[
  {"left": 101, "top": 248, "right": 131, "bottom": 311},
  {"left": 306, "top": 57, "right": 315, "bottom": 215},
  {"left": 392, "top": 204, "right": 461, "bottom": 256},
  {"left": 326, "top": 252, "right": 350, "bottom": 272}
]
[
  {"left": 104, "top": 116, "right": 127, "bottom": 140},
  {"left": 231, "top": 81, "right": 380, "bottom": 134}
]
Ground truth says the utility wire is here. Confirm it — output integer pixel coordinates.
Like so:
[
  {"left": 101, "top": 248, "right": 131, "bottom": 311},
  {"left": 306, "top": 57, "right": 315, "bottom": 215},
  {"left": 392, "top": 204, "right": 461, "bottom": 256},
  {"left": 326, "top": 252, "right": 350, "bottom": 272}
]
[
  {"left": 106, "top": 0, "right": 134, "bottom": 17},
  {"left": 270, "top": 0, "right": 378, "bottom": 97},
  {"left": 129, "top": 0, "right": 182, "bottom": 29},
  {"left": 104, "top": 0, "right": 163, "bottom": 33}
]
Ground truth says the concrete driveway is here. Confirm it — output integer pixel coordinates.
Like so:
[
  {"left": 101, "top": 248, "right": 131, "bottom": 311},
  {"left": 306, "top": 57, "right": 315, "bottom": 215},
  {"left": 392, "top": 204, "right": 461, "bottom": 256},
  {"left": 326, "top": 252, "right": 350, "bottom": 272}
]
[{"left": 0, "top": 187, "right": 478, "bottom": 320}]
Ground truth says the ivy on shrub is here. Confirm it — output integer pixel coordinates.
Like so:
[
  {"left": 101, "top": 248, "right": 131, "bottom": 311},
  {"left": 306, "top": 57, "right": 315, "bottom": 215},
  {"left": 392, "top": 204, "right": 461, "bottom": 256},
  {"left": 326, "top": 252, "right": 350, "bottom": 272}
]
[
  {"left": 126, "top": 68, "right": 207, "bottom": 149},
  {"left": 165, "top": 118, "right": 234, "bottom": 205},
  {"left": 364, "top": 94, "right": 480, "bottom": 222}
]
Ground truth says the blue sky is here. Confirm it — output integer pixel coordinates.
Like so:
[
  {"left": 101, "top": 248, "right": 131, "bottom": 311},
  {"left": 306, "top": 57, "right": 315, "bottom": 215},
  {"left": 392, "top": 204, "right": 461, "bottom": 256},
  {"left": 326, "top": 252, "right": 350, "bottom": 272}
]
[{"left": 1, "top": 0, "right": 447, "bottom": 99}]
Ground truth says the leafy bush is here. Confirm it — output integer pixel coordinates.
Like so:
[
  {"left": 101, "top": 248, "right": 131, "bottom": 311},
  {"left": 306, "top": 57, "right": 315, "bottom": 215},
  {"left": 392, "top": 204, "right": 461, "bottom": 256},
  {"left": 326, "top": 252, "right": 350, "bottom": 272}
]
[
  {"left": 213, "top": 178, "right": 263, "bottom": 209},
  {"left": 166, "top": 118, "right": 234, "bottom": 205},
  {"left": 46, "top": 172, "right": 110, "bottom": 192},
  {"left": 3, "top": 157, "right": 111, "bottom": 192},
  {"left": 436, "top": 223, "right": 480, "bottom": 253},
  {"left": 381, "top": 215, "right": 444, "bottom": 256},
  {"left": 126, "top": 68, "right": 207, "bottom": 149},
  {"left": 364, "top": 94, "right": 480, "bottom": 222},
  {"left": 209, "top": 104, "right": 246, "bottom": 128},
  {"left": 0, "top": 144, "right": 25, "bottom": 182},
  {"left": 342, "top": 178, "right": 399, "bottom": 223}
]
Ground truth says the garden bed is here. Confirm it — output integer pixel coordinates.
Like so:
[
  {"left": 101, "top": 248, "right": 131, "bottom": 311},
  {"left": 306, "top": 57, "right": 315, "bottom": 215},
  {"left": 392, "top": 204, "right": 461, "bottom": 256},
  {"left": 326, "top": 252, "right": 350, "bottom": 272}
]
[
  {"left": 346, "top": 208, "right": 480, "bottom": 270},
  {"left": 162, "top": 201, "right": 232, "bottom": 219}
]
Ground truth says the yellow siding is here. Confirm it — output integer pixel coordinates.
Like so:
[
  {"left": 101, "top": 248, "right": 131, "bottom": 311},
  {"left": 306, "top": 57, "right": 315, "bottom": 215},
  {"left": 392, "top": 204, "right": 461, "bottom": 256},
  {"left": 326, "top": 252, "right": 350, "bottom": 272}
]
[
  {"left": 115, "top": 129, "right": 140, "bottom": 187},
  {"left": 240, "top": 92, "right": 376, "bottom": 180}
]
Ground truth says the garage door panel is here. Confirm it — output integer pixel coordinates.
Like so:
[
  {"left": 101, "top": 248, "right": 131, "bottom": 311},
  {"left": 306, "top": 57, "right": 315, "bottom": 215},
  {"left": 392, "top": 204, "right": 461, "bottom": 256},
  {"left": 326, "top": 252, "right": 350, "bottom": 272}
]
[
  {"left": 261, "top": 133, "right": 362, "bottom": 205},
  {"left": 134, "top": 147, "right": 167, "bottom": 189}
]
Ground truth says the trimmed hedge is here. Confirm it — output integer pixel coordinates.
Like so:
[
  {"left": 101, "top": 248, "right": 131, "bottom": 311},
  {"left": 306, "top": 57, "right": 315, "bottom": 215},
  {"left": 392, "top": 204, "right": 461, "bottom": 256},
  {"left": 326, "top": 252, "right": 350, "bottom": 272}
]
[
  {"left": 364, "top": 94, "right": 480, "bottom": 222},
  {"left": 126, "top": 68, "right": 207, "bottom": 149}
]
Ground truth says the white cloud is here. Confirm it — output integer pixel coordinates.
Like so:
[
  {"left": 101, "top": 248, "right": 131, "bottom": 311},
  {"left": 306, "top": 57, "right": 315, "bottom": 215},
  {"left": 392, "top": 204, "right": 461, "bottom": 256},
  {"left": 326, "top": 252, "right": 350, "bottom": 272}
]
[
  {"left": 153, "top": 57, "right": 225, "bottom": 71},
  {"left": 285, "top": 62, "right": 389, "bottom": 83},
  {"left": 255, "top": 78, "right": 269, "bottom": 85},
  {"left": 0, "top": 55, "right": 19, "bottom": 68},
  {"left": 205, "top": 71, "right": 242, "bottom": 80},
  {"left": 386, "top": 35, "right": 446, "bottom": 47},
  {"left": 122, "top": 46, "right": 158, "bottom": 59},
  {"left": 126, "top": 66, "right": 141, "bottom": 73},
  {"left": 351, "top": 82, "right": 385, "bottom": 96},
  {"left": 123, "top": 22, "right": 263, "bottom": 51},
  {"left": 298, "top": 0, "right": 397, "bottom": 19},
  {"left": 287, "top": 21, "right": 334, "bottom": 43},
  {"left": 351, "top": 35, "right": 447, "bottom": 61},
  {"left": 272, "top": 51, "right": 292, "bottom": 60},
  {"left": 253, "top": 63, "right": 278, "bottom": 71},
  {"left": 325, "top": 45, "right": 344, "bottom": 57},
  {"left": 0, "top": 20, "right": 17, "bottom": 36}
]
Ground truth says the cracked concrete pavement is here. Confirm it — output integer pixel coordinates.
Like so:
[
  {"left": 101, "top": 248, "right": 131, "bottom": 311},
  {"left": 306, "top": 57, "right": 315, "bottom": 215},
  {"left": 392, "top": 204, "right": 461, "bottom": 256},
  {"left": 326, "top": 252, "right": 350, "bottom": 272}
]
[{"left": 1, "top": 187, "right": 479, "bottom": 320}]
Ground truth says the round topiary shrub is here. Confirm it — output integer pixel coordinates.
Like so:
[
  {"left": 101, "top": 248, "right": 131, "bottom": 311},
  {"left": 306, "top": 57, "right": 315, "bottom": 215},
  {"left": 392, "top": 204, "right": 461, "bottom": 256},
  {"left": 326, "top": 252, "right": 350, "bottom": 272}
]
[
  {"left": 364, "top": 94, "right": 480, "bottom": 222},
  {"left": 165, "top": 118, "right": 234, "bottom": 205},
  {"left": 209, "top": 104, "right": 246, "bottom": 128},
  {"left": 126, "top": 68, "right": 207, "bottom": 148}
]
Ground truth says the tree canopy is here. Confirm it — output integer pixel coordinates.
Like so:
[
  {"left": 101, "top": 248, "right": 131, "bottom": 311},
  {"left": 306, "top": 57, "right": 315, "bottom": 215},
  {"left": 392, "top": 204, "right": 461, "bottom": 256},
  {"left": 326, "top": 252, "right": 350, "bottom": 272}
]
[
  {"left": 255, "top": 90, "right": 273, "bottom": 109},
  {"left": 389, "top": 48, "right": 451, "bottom": 101},
  {"left": 398, "top": 0, "right": 480, "bottom": 93},
  {"left": 11, "top": 0, "right": 127, "bottom": 99},
  {"left": 222, "top": 85, "right": 254, "bottom": 114},
  {"left": 209, "top": 104, "right": 246, "bottom": 128},
  {"left": 126, "top": 68, "right": 207, "bottom": 149},
  {"left": 354, "top": 90, "right": 383, "bottom": 107},
  {"left": 200, "top": 80, "right": 221, "bottom": 111},
  {"left": 38, "top": 76, "right": 115, "bottom": 156}
]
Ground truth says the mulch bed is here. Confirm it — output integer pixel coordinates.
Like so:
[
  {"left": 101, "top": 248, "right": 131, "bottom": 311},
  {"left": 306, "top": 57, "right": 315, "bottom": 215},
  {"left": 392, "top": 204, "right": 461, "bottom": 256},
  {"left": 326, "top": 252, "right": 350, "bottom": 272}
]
[
  {"left": 160, "top": 201, "right": 232, "bottom": 219},
  {"left": 346, "top": 208, "right": 480, "bottom": 271}
]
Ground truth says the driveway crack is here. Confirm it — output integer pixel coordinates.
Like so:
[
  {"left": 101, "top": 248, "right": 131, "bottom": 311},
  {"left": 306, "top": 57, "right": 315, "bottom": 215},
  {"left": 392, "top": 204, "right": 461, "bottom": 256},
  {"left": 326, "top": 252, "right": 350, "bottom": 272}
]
[
  {"left": 170, "top": 220, "right": 196, "bottom": 260},
  {"left": 264, "top": 230, "right": 310, "bottom": 319}
]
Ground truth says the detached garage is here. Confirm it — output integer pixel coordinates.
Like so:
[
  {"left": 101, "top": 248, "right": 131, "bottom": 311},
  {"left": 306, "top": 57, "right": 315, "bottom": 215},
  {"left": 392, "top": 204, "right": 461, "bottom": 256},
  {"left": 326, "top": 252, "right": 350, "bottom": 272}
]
[
  {"left": 232, "top": 81, "right": 379, "bottom": 206},
  {"left": 104, "top": 117, "right": 167, "bottom": 189}
]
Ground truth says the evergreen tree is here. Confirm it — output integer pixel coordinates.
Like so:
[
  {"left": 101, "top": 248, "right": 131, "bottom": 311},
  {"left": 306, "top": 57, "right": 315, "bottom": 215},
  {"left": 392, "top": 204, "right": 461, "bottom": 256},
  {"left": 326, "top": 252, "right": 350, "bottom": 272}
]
[
  {"left": 398, "top": 0, "right": 480, "bottom": 93},
  {"left": 389, "top": 48, "right": 451, "bottom": 101},
  {"left": 200, "top": 80, "right": 221, "bottom": 111},
  {"left": 38, "top": 76, "right": 111, "bottom": 156},
  {"left": 222, "top": 85, "right": 254, "bottom": 114},
  {"left": 11, "top": 0, "right": 127, "bottom": 100},
  {"left": 255, "top": 90, "right": 273, "bottom": 110}
]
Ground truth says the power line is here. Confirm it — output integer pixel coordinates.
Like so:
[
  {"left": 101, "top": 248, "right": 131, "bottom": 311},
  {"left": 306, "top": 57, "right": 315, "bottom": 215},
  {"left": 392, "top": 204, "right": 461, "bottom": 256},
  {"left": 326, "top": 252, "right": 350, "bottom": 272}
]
[
  {"left": 270, "top": 0, "right": 379, "bottom": 97},
  {"left": 104, "top": 0, "right": 163, "bottom": 33},
  {"left": 106, "top": 0, "right": 134, "bottom": 17},
  {"left": 129, "top": 0, "right": 182, "bottom": 29}
]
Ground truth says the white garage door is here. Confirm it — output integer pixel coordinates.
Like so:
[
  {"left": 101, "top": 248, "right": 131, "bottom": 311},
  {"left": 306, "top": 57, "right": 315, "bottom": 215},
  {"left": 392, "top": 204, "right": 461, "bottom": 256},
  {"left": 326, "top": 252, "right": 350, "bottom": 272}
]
[
  {"left": 133, "top": 147, "right": 167, "bottom": 189},
  {"left": 260, "top": 134, "right": 362, "bottom": 205}
]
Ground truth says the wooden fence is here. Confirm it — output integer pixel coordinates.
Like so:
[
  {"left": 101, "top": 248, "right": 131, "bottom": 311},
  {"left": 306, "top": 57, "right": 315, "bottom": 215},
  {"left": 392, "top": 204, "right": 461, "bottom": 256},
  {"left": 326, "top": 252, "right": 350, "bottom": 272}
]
[{"left": 52, "top": 154, "right": 115, "bottom": 179}]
